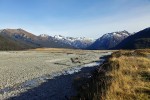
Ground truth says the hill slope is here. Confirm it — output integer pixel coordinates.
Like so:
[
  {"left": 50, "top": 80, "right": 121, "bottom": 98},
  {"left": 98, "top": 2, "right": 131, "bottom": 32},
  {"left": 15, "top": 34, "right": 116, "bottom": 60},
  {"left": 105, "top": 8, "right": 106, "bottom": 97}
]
[
  {"left": 0, "top": 29, "right": 74, "bottom": 50},
  {"left": 0, "top": 35, "right": 24, "bottom": 50},
  {"left": 115, "top": 27, "right": 150, "bottom": 49},
  {"left": 0, "top": 29, "right": 40, "bottom": 48}
]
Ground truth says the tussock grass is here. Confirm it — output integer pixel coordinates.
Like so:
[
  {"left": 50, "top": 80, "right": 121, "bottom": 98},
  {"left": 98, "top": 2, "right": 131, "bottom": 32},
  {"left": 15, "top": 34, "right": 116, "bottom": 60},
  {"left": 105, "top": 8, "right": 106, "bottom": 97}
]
[{"left": 72, "top": 50, "right": 150, "bottom": 100}]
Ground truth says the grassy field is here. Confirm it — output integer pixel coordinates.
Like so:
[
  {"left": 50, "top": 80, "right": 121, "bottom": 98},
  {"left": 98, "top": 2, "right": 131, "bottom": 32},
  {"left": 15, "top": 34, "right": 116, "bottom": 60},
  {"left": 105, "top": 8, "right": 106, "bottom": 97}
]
[{"left": 73, "top": 49, "right": 150, "bottom": 100}]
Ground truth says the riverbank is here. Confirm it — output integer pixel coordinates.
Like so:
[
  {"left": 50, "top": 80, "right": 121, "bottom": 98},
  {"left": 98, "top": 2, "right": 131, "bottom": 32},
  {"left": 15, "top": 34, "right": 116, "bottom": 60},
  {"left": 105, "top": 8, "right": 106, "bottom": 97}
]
[
  {"left": 0, "top": 49, "right": 112, "bottom": 99},
  {"left": 72, "top": 49, "right": 150, "bottom": 100}
]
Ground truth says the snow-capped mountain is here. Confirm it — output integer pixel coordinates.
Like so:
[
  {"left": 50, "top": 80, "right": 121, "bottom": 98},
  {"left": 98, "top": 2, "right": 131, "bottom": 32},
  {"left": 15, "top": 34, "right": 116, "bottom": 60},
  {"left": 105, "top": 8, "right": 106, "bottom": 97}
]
[
  {"left": 0, "top": 28, "right": 136, "bottom": 50},
  {"left": 115, "top": 27, "right": 150, "bottom": 49},
  {"left": 87, "top": 30, "right": 132, "bottom": 50},
  {"left": 53, "top": 35, "right": 95, "bottom": 49}
]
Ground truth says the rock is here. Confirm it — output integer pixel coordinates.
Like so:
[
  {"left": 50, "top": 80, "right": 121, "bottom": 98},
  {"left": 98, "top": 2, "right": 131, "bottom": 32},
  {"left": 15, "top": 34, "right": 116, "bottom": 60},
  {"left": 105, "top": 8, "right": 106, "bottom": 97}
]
[{"left": 70, "top": 58, "right": 81, "bottom": 63}]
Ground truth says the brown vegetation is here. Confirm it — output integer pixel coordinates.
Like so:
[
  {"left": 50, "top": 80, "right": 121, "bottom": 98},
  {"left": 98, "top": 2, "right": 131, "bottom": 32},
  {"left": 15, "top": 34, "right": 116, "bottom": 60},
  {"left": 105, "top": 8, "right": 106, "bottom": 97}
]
[{"left": 72, "top": 49, "right": 150, "bottom": 100}]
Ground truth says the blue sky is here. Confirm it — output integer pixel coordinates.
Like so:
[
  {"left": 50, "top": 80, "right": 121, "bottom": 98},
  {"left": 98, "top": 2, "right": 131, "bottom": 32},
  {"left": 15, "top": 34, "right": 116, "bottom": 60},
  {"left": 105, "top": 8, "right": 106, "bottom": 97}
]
[{"left": 0, "top": 0, "right": 150, "bottom": 38}]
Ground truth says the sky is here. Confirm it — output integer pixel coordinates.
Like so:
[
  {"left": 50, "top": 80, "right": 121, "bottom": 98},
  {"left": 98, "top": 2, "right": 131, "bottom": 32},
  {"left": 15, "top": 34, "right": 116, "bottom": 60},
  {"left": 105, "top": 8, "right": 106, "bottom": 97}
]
[{"left": 0, "top": 0, "right": 150, "bottom": 39}]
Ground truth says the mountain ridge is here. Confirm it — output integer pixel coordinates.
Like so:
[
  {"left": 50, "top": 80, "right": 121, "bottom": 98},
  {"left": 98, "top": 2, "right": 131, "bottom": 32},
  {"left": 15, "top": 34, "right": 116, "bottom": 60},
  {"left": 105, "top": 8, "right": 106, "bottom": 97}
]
[
  {"left": 53, "top": 35, "right": 95, "bottom": 49},
  {"left": 0, "top": 29, "right": 74, "bottom": 50},
  {"left": 1, "top": 27, "right": 149, "bottom": 50},
  {"left": 114, "top": 27, "right": 150, "bottom": 49},
  {"left": 87, "top": 30, "right": 131, "bottom": 50}
]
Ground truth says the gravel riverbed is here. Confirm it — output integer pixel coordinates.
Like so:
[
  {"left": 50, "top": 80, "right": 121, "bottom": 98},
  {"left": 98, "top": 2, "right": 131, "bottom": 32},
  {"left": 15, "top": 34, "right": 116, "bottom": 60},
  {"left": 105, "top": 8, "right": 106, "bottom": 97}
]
[{"left": 0, "top": 49, "right": 112, "bottom": 100}]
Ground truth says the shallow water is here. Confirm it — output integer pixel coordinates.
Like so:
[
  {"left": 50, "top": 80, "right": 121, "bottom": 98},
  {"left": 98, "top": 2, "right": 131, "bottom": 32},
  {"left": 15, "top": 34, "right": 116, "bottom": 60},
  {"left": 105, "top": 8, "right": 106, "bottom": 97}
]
[{"left": 0, "top": 62, "right": 101, "bottom": 95}]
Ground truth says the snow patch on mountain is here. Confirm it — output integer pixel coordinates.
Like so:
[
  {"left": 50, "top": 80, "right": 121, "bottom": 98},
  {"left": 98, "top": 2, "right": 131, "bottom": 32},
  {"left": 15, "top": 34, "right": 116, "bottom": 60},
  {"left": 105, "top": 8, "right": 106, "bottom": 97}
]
[
  {"left": 87, "top": 30, "right": 132, "bottom": 50},
  {"left": 100, "top": 30, "right": 131, "bottom": 40},
  {"left": 38, "top": 34, "right": 95, "bottom": 49},
  {"left": 53, "top": 35, "right": 95, "bottom": 49}
]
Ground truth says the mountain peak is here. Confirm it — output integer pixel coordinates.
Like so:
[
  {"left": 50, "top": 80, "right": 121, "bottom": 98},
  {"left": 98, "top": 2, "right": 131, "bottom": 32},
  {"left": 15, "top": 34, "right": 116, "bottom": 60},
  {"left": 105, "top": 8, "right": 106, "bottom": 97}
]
[
  {"left": 87, "top": 31, "right": 131, "bottom": 50},
  {"left": 53, "top": 35, "right": 94, "bottom": 48},
  {"left": 115, "top": 27, "right": 150, "bottom": 49},
  {"left": 101, "top": 30, "right": 130, "bottom": 39}
]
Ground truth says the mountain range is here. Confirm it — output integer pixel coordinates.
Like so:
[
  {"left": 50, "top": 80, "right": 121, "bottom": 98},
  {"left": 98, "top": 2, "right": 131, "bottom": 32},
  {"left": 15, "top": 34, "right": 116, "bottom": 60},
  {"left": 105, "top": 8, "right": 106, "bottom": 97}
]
[
  {"left": 53, "top": 35, "right": 94, "bottom": 49},
  {"left": 0, "top": 29, "right": 94, "bottom": 50},
  {"left": 0, "top": 27, "right": 150, "bottom": 50},
  {"left": 0, "top": 29, "right": 74, "bottom": 50},
  {"left": 87, "top": 30, "right": 131, "bottom": 50}
]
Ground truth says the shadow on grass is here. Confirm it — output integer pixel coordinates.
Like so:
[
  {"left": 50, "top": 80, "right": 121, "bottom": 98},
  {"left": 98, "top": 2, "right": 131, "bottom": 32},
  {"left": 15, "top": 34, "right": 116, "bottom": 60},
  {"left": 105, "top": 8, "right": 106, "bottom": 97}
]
[{"left": 8, "top": 65, "right": 99, "bottom": 100}]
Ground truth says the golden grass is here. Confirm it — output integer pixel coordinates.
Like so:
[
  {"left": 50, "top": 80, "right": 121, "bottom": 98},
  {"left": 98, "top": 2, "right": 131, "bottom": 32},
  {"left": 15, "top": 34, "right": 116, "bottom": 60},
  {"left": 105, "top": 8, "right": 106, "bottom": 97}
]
[
  {"left": 28, "top": 48, "right": 114, "bottom": 55},
  {"left": 72, "top": 50, "right": 150, "bottom": 100},
  {"left": 29, "top": 48, "right": 83, "bottom": 54},
  {"left": 29, "top": 48, "right": 75, "bottom": 52},
  {"left": 106, "top": 55, "right": 150, "bottom": 100}
]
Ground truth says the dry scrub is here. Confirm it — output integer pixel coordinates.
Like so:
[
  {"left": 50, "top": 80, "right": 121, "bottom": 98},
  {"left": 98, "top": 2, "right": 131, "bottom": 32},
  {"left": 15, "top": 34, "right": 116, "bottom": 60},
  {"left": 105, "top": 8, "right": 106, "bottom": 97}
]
[{"left": 73, "top": 49, "right": 150, "bottom": 100}]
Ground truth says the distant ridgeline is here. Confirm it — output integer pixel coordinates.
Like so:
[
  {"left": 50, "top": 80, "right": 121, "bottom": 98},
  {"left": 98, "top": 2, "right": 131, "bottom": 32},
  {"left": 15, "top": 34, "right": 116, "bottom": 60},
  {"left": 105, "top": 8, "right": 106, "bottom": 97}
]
[
  {"left": 0, "top": 29, "right": 95, "bottom": 50},
  {"left": 0, "top": 29, "right": 75, "bottom": 50},
  {"left": 0, "top": 27, "right": 150, "bottom": 50}
]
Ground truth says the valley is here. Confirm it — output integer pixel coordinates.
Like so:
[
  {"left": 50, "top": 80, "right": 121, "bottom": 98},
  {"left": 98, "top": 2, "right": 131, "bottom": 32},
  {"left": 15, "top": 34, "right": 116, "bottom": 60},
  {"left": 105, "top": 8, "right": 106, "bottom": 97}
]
[
  {"left": 0, "top": 48, "right": 112, "bottom": 100},
  {"left": 0, "top": 1, "right": 150, "bottom": 100}
]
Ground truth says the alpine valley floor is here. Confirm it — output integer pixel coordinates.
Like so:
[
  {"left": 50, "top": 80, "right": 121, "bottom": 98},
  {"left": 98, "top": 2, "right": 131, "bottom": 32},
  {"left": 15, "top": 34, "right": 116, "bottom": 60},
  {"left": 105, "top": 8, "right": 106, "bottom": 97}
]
[{"left": 0, "top": 48, "right": 112, "bottom": 100}]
